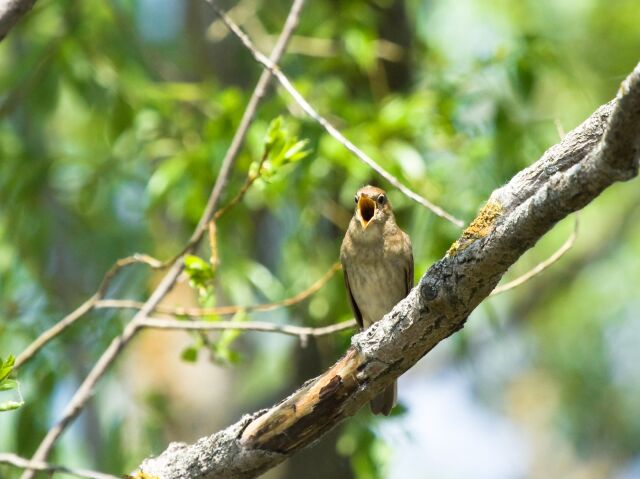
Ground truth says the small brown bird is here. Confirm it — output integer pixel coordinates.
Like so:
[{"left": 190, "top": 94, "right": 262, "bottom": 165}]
[{"left": 340, "top": 185, "right": 413, "bottom": 416}]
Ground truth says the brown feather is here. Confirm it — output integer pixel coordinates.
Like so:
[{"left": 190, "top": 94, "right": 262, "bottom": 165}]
[{"left": 343, "top": 269, "right": 363, "bottom": 329}]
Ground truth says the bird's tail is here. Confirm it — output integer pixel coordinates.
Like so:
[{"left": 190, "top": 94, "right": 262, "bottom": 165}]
[{"left": 370, "top": 381, "right": 396, "bottom": 416}]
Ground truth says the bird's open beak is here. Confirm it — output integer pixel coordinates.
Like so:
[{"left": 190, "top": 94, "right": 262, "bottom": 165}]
[{"left": 358, "top": 196, "right": 376, "bottom": 228}]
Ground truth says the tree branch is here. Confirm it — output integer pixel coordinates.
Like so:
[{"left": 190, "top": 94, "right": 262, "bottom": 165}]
[
  {"left": 19, "top": 2, "right": 307, "bottom": 477},
  {"left": 490, "top": 217, "right": 577, "bottom": 296},
  {"left": 0, "top": 453, "right": 118, "bottom": 479},
  {"left": 94, "top": 262, "right": 341, "bottom": 317},
  {"left": 134, "top": 62, "right": 640, "bottom": 479},
  {"left": 179, "top": 0, "right": 306, "bottom": 256},
  {"left": 0, "top": 0, "right": 39, "bottom": 41},
  {"left": 205, "top": 0, "right": 465, "bottom": 228},
  {"left": 138, "top": 317, "right": 356, "bottom": 347},
  {"left": 14, "top": 254, "right": 163, "bottom": 370}
]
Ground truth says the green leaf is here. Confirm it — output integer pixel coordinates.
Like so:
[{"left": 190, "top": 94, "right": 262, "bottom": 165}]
[
  {"left": 260, "top": 117, "right": 311, "bottom": 180},
  {"left": 180, "top": 346, "right": 198, "bottom": 363},
  {"left": 215, "top": 348, "right": 241, "bottom": 364},
  {"left": 184, "top": 254, "right": 212, "bottom": 271},
  {"left": 184, "top": 254, "right": 216, "bottom": 291},
  {"left": 264, "top": 116, "right": 284, "bottom": 151},
  {"left": 0, "top": 358, "right": 22, "bottom": 412},
  {"left": 211, "top": 310, "right": 247, "bottom": 365},
  {"left": 0, "top": 355, "right": 15, "bottom": 383},
  {"left": 0, "top": 400, "right": 24, "bottom": 412},
  {"left": 0, "top": 379, "right": 18, "bottom": 391},
  {"left": 283, "top": 139, "right": 310, "bottom": 162}
]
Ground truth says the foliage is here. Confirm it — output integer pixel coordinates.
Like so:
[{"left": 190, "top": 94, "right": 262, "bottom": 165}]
[
  {"left": 259, "top": 116, "right": 310, "bottom": 180},
  {"left": 0, "top": 0, "right": 639, "bottom": 478},
  {"left": 0, "top": 355, "right": 23, "bottom": 412}
]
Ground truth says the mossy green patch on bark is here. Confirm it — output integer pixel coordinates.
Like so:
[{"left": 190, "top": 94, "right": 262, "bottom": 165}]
[{"left": 447, "top": 202, "right": 503, "bottom": 255}]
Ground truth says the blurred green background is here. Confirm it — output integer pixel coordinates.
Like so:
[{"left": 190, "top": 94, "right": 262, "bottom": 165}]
[{"left": 1, "top": 0, "right": 640, "bottom": 478}]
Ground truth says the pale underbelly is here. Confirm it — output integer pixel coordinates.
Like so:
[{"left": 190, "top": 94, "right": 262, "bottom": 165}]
[{"left": 349, "top": 262, "right": 407, "bottom": 327}]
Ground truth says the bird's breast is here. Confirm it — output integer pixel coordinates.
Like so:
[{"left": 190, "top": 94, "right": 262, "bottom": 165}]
[{"left": 346, "top": 250, "right": 408, "bottom": 328}]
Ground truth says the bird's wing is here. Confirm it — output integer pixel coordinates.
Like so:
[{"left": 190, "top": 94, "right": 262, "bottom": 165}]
[
  {"left": 406, "top": 252, "right": 414, "bottom": 295},
  {"left": 343, "top": 269, "right": 363, "bottom": 329},
  {"left": 405, "top": 234, "right": 414, "bottom": 296}
]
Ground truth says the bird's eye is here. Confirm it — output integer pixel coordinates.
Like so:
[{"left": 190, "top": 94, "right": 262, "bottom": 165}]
[
  {"left": 354, "top": 195, "right": 359, "bottom": 204},
  {"left": 377, "top": 194, "right": 386, "bottom": 205}
]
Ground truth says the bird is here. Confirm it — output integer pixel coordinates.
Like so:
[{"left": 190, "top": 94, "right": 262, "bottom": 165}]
[{"left": 340, "top": 185, "right": 413, "bottom": 416}]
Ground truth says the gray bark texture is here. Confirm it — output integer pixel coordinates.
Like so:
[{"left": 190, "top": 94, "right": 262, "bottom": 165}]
[
  {"left": 0, "top": 0, "right": 38, "bottom": 41},
  {"left": 133, "top": 62, "right": 640, "bottom": 479}
]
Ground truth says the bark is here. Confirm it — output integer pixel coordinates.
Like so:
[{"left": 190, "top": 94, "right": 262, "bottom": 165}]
[
  {"left": 134, "top": 62, "right": 640, "bottom": 479},
  {"left": 0, "top": 0, "right": 38, "bottom": 41}
]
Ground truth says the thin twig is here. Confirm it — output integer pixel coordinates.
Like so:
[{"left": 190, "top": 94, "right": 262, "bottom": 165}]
[
  {"left": 490, "top": 217, "right": 578, "bottom": 296},
  {"left": 20, "top": 2, "right": 307, "bottom": 476},
  {"left": 97, "top": 254, "right": 164, "bottom": 296},
  {"left": 14, "top": 254, "right": 162, "bottom": 370},
  {"left": 171, "top": 137, "right": 267, "bottom": 275},
  {"left": 213, "top": 147, "right": 270, "bottom": 221},
  {"left": 180, "top": 0, "right": 307, "bottom": 258},
  {"left": 270, "top": 36, "right": 405, "bottom": 62},
  {"left": 139, "top": 317, "right": 357, "bottom": 347},
  {"left": 15, "top": 295, "right": 96, "bottom": 370},
  {"left": 95, "top": 262, "right": 341, "bottom": 317},
  {"left": 0, "top": 453, "right": 118, "bottom": 479},
  {"left": 206, "top": 1, "right": 464, "bottom": 228}
]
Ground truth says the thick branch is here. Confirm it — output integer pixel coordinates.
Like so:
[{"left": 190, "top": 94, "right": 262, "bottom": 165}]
[{"left": 135, "top": 63, "right": 640, "bottom": 479}]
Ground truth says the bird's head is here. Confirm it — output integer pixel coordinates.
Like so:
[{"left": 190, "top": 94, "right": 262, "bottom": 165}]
[{"left": 352, "top": 185, "right": 394, "bottom": 232}]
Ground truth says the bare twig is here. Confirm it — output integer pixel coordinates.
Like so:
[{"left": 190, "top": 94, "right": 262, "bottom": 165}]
[
  {"left": 490, "top": 217, "right": 578, "bottom": 296},
  {"left": 0, "top": 453, "right": 118, "bottom": 479},
  {"left": 206, "top": 5, "right": 404, "bottom": 62},
  {"left": 98, "top": 254, "right": 164, "bottom": 296},
  {"left": 139, "top": 317, "right": 356, "bottom": 347},
  {"left": 95, "top": 262, "right": 341, "bottom": 317},
  {"left": 14, "top": 254, "right": 162, "bottom": 370},
  {"left": 20, "top": 2, "right": 307, "bottom": 476},
  {"left": 279, "top": 37, "right": 405, "bottom": 62},
  {"left": 15, "top": 295, "right": 96, "bottom": 370},
  {"left": 212, "top": 146, "right": 270, "bottom": 221},
  {"left": 206, "top": 1, "right": 465, "bottom": 228},
  {"left": 181, "top": 0, "right": 307, "bottom": 257}
]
